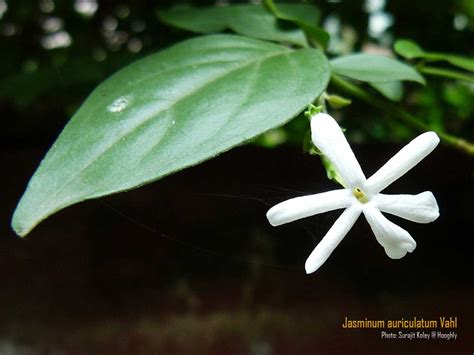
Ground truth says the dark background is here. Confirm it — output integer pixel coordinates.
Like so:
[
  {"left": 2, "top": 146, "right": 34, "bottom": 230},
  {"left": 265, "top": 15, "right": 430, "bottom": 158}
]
[{"left": 1, "top": 0, "right": 473, "bottom": 354}]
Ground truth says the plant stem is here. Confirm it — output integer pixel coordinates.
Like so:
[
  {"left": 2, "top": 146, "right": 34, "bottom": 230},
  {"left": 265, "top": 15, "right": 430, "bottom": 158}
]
[
  {"left": 330, "top": 74, "right": 474, "bottom": 156},
  {"left": 419, "top": 66, "right": 474, "bottom": 83}
]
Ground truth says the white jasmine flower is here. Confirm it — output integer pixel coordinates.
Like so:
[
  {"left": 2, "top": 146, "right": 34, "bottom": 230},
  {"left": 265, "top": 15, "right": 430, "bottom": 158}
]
[{"left": 267, "top": 113, "right": 440, "bottom": 274}]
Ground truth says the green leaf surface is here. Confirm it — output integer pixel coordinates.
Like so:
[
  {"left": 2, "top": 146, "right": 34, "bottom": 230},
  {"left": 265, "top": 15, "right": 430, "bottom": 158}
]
[
  {"left": 12, "top": 35, "right": 330, "bottom": 236},
  {"left": 158, "top": 4, "right": 318, "bottom": 47},
  {"left": 330, "top": 54, "right": 425, "bottom": 84},
  {"left": 370, "top": 81, "right": 403, "bottom": 102},
  {"left": 393, "top": 39, "right": 424, "bottom": 59},
  {"left": 444, "top": 55, "right": 474, "bottom": 72},
  {"left": 263, "top": 0, "right": 329, "bottom": 47},
  {"left": 394, "top": 39, "right": 474, "bottom": 73},
  {"left": 263, "top": 0, "right": 319, "bottom": 27}
]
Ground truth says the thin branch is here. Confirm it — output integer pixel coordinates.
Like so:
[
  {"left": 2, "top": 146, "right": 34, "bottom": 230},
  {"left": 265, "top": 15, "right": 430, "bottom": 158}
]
[
  {"left": 329, "top": 74, "right": 474, "bottom": 156},
  {"left": 419, "top": 66, "right": 474, "bottom": 83}
]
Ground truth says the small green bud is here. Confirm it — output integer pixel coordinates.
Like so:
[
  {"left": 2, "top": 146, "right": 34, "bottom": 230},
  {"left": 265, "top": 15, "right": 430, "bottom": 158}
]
[{"left": 325, "top": 94, "right": 352, "bottom": 109}]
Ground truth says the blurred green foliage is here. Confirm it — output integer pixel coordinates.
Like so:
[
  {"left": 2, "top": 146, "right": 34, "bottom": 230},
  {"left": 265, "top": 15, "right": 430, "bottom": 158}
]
[{"left": 0, "top": 0, "right": 473, "bottom": 147}]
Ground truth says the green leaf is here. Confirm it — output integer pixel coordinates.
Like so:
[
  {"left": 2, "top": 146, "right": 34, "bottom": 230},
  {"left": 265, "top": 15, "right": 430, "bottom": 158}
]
[
  {"left": 330, "top": 54, "right": 425, "bottom": 84},
  {"left": 12, "top": 35, "right": 330, "bottom": 237},
  {"left": 444, "top": 55, "right": 474, "bottom": 72},
  {"left": 370, "top": 81, "right": 404, "bottom": 102},
  {"left": 158, "top": 4, "right": 318, "bottom": 47},
  {"left": 394, "top": 39, "right": 424, "bottom": 59},
  {"left": 263, "top": 0, "right": 319, "bottom": 27},
  {"left": 263, "top": 0, "right": 329, "bottom": 48},
  {"left": 394, "top": 39, "right": 474, "bottom": 73}
]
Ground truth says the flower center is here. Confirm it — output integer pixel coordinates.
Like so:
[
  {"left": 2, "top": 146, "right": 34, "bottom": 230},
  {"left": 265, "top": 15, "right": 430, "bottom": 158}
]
[{"left": 352, "top": 187, "right": 369, "bottom": 203}]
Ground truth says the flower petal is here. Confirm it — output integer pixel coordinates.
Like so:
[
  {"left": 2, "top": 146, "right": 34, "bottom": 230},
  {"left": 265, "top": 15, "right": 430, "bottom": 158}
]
[
  {"left": 366, "top": 132, "right": 440, "bottom": 193},
  {"left": 363, "top": 205, "right": 416, "bottom": 259},
  {"left": 305, "top": 206, "right": 361, "bottom": 274},
  {"left": 373, "top": 191, "right": 439, "bottom": 224},
  {"left": 267, "top": 189, "right": 352, "bottom": 227},
  {"left": 311, "top": 113, "right": 366, "bottom": 189}
]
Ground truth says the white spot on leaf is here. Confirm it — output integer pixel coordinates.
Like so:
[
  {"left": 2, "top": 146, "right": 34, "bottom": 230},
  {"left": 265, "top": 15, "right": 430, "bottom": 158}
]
[{"left": 107, "top": 95, "right": 132, "bottom": 113}]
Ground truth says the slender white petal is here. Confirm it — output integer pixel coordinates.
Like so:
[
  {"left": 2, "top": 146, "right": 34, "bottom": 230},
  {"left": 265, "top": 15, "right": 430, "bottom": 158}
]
[
  {"left": 373, "top": 191, "right": 439, "bottom": 224},
  {"left": 311, "top": 113, "right": 366, "bottom": 189},
  {"left": 363, "top": 205, "right": 416, "bottom": 259},
  {"left": 267, "top": 189, "right": 352, "bottom": 226},
  {"left": 305, "top": 206, "right": 361, "bottom": 274},
  {"left": 366, "top": 132, "right": 440, "bottom": 193}
]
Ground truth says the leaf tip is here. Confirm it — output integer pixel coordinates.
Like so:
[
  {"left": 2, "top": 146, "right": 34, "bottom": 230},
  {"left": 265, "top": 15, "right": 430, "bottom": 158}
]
[
  {"left": 11, "top": 212, "right": 31, "bottom": 238},
  {"left": 417, "top": 73, "right": 427, "bottom": 86},
  {"left": 11, "top": 196, "right": 42, "bottom": 238}
]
